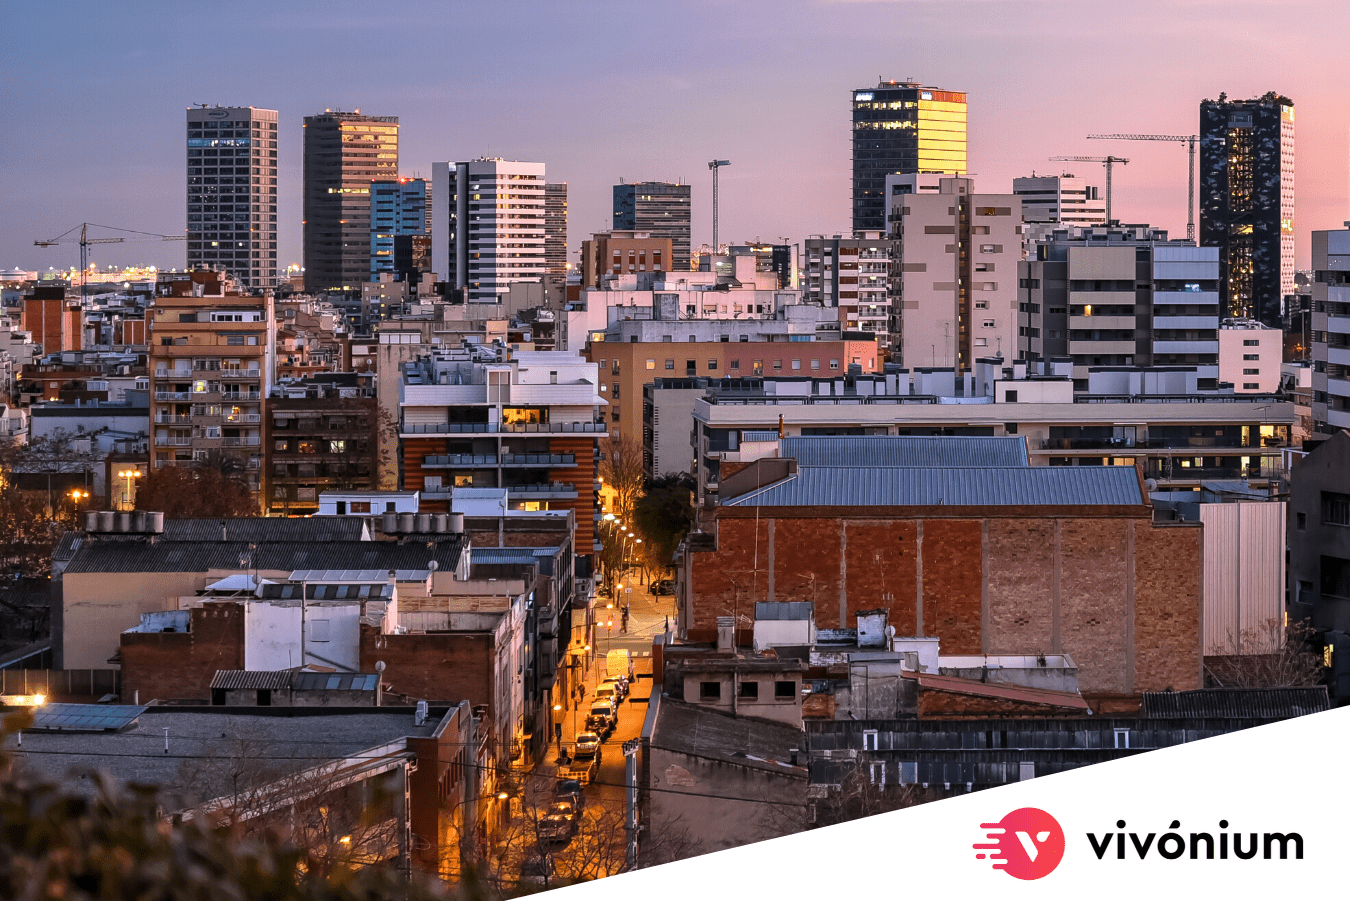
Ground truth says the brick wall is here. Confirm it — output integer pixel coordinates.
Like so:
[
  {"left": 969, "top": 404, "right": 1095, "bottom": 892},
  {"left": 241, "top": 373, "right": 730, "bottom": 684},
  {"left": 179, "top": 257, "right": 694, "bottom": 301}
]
[
  {"left": 690, "top": 507, "right": 1203, "bottom": 694},
  {"left": 360, "top": 625, "right": 496, "bottom": 708},
  {"left": 120, "top": 604, "right": 245, "bottom": 703}
]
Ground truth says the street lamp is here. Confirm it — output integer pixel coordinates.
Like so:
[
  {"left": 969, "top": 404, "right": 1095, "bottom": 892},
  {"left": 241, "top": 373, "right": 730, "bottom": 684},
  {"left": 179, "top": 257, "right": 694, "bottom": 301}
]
[
  {"left": 69, "top": 489, "right": 88, "bottom": 505},
  {"left": 116, "top": 469, "right": 142, "bottom": 511}
]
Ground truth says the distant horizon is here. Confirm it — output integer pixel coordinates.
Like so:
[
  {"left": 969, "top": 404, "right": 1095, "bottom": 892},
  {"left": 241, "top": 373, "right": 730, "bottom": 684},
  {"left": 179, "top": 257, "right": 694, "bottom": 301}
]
[{"left": 7, "top": 0, "right": 1349, "bottom": 274}]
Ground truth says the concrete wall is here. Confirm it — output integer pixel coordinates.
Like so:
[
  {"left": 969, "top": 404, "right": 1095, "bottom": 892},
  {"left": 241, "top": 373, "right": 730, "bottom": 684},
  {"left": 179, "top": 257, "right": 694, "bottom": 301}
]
[
  {"left": 62, "top": 571, "right": 203, "bottom": 670},
  {"left": 121, "top": 604, "right": 245, "bottom": 702},
  {"left": 1219, "top": 325, "right": 1281, "bottom": 393},
  {"left": 688, "top": 508, "right": 1203, "bottom": 694},
  {"left": 1199, "top": 501, "right": 1285, "bottom": 654}
]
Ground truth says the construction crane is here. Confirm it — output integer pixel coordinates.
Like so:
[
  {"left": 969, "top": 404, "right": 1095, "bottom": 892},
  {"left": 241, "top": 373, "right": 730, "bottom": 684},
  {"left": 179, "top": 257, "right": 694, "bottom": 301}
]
[
  {"left": 35, "top": 222, "right": 188, "bottom": 297},
  {"left": 1087, "top": 133, "right": 1199, "bottom": 242},
  {"left": 1049, "top": 156, "right": 1129, "bottom": 223},
  {"left": 708, "top": 160, "right": 730, "bottom": 254}
]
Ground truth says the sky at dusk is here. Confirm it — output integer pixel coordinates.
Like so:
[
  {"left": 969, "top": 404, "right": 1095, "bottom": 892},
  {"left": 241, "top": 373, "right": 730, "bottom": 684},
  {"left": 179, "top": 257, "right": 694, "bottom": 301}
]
[{"left": 5, "top": 0, "right": 1349, "bottom": 274}]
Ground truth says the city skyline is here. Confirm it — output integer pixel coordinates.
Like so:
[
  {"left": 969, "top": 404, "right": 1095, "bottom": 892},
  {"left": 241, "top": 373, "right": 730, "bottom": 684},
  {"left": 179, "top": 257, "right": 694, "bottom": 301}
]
[{"left": 7, "top": 0, "right": 1350, "bottom": 274}]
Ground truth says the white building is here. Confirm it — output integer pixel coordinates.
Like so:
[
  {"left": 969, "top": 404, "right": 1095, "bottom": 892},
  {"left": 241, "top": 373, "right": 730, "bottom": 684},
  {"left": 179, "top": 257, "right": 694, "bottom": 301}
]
[
  {"left": 432, "top": 158, "right": 546, "bottom": 303},
  {"left": 1311, "top": 227, "right": 1350, "bottom": 434},
  {"left": 1013, "top": 174, "right": 1107, "bottom": 227},
  {"left": 1219, "top": 320, "right": 1282, "bottom": 393}
]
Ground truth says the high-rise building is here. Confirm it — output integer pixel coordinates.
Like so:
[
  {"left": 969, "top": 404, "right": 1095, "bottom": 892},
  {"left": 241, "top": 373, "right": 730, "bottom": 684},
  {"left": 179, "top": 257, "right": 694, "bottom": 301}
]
[
  {"left": 1310, "top": 227, "right": 1350, "bottom": 434},
  {"left": 1200, "top": 92, "right": 1295, "bottom": 327},
  {"left": 852, "top": 81, "right": 967, "bottom": 233},
  {"left": 370, "top": 178, "right": 427, "bottom": 280},
  {"left": 186, "top": 106, "right": 278, "bottom": 292},
  {"left": 613, "top": 181, "right": 692, "bottom": 271},
  {"left": 1013, "top": 174, "right": 1107, "bottom": 227},
  {"left": 545, "top": 183, "right": 568, "bottom": 272},
  {"left": 432, "top": 158, "right": 546, "bottom": 303},
  {"left": 303, "top": 111, "right": 399, "bottom": 293}
]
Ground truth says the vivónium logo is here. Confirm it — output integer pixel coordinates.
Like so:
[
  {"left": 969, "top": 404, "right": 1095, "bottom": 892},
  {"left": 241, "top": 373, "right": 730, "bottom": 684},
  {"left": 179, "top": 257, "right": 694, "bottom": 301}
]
[
  {"left": 1087, "top": 820, "right": 1303, "bottom": 860},
  {"left": 974, "top": 808, "right": 1066, "bottom": 880}
]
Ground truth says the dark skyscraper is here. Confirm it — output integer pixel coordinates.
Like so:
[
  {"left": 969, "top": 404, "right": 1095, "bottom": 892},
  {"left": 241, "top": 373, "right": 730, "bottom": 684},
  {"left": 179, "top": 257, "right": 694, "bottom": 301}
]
[
  {"left": 545, "top": 182, "right": 568, "bottom": 272},
  {"left": 303, "top": 110, "right": 399, "bottom": 293},
  {"left": 186, "top": 106, "right": 278, "bottom": 291},
  {"left": 851, "top": 81, "right": 966, "bottom": 234},
  {"left": 1200, "top": 91, "right": 1295, "bottom": 326},
  {"left": 613, "top": 181, "right": 691, "bottom": 271}
]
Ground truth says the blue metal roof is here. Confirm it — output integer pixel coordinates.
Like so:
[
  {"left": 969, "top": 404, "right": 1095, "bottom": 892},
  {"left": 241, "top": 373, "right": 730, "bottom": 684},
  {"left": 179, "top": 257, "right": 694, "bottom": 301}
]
[
  {"left": 778, "top": 435, "right": 1029, "bottom": 468},
  {"left": 470, "top": 547, "right": 556, "bottom": 566},
  {"left": 724, "top": 466, "right": 1142, "bottom": 507}
]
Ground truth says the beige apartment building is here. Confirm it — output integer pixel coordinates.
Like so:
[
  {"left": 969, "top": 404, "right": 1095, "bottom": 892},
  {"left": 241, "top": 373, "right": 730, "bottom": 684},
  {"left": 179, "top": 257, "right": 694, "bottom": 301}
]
[
  {"left": 889, "top": 177, "right": 1022, "bottom": 370},
  {"left": 148, "top": 288, "right": 276, "bottom": 496}
]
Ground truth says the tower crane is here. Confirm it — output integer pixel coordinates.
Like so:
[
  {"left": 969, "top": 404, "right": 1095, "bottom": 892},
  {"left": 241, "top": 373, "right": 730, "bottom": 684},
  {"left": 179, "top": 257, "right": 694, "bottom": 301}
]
[
  {"left": 35, "top": 222, "right": 189, "bottom": 297},
  {"left": 1048, "top": 156, "right": 1129, "bottom": 223},
  {"left": 1087, "top": 133, "right": 1199, "bottom": 242}
]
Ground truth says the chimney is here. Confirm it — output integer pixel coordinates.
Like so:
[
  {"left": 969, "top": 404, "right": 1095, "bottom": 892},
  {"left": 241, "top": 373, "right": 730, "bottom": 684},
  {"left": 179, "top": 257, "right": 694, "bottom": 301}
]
[{"left": 716, "top": 616, "right": 735, "bottom": 654}]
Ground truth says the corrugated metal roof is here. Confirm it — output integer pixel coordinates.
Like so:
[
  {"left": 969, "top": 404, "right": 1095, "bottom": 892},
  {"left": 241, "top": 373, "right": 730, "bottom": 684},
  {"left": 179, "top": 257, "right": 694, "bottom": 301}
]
[
  {"left": 470, "top": 547, "right": 548, "bottom": 566},
  {"left": 64, "top": 538, "right": 465, "bottom": 575},
  {"left": 742, "top": 430, "right": 780, "bottom": 442},
  {"left": 162, "top": 518, "right": 367, "bottom": 542},
  {"left": 903, "top": 671, "right": 1091, "bottom": 710},
  {"left": 755, "top": 601, "right": 814, "bottom": 621},
  {"left": 210, "top": 670, "right": 292, "bottom": 690},
  {"left": 1141, "top": 687, "right": 1329, "bottom": 719},
  {"left": 724, "top": 466, "right": 1143, "bottom": 507},
  {"left": 779, "top": 435, "right": 1029, "bottom": 469},
  {"left": 209, "top": 671, "right": 380, "bottom": 691}
]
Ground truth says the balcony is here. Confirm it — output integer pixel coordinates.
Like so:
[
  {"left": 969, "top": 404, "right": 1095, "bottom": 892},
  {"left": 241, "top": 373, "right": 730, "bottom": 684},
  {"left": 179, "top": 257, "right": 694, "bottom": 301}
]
[
  {"left": 221, "top": 391, "right": 262, "bottom": 402},
  {"left": 154, "top": 437, "right": 193, "bottom": 447},
  {"left": 507, "top": 482, "right": 579, "bottom": 499},
  {"left": 424, "top": 454, "right": 498, "bottom": 467},
  {"left": 502, "top": 453, "right": 576, "bottom": 467},
  {"left": 222, "top": 436, "right": 261, "bottom": 447},
  {"left": 220, "top": 369, "right": 261, "bottom": 380},
  {"left": 400, "top": 421, "right": 606, "bottom": 436},
  {"left": 155, "top": 391, "right": 191, "bottom": 401},
  {"left": 224, "top": 413, "right": 262, "bottom": 424},
  {"left": 155, "top": 414, "right": 192, "bottom": 425}
]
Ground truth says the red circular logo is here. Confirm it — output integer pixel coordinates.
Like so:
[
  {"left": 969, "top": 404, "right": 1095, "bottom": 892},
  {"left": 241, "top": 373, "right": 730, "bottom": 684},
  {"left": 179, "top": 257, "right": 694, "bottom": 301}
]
[{"left": 973, "top": 808, "right": 1066, "bottom": 880}]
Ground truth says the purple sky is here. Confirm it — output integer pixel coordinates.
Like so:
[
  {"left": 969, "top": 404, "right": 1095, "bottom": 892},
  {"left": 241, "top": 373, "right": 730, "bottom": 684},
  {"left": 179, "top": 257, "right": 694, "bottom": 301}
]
[{"left": 6, "top": 0, "right": 1349, "bottom": 274}]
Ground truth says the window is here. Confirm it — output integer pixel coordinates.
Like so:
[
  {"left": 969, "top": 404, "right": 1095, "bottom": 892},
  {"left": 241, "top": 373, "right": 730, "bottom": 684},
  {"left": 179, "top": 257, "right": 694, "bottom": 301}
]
[
  {"left": 1244, "top": 382, "right": 1260, "bottom": 389},
  {"left": 773, "top": 359, "right": 782, "bottom": 371},
  {"left": 730, "top": 359, "right": 740, "bottom": 371},
  {"left": 774, "top": 680, "right": 796, "bottom": 700},
  {"left": 685, "top": 360, "right": 696, "bottom": 372},
  {"left": 869, "top": 762, "right": 885, "bottom": 785},
  {"left": 753, "top": 360, "right": 763, "bottom": 374},
  {"left": 226, "top": 335, "right": 245, "bottom": 345},
  {"left": 310, "top": 619, "right": 330, "bottom": 642},
  {"left": 791, "top": 360, "right": 801, "bottom": 370},
  {"left": 1113, "top": 728, "right": 1130, "bottom": 749},
  {"left": 646, "top": 359, "right": 655, "bottom": 370},
  {"left": 351, "top": 501, "right": 371, "bottom": 514},
  {"left": 862, "top": 730, "right": 879, "bottom": 751},
  {"left": 1243, "top": 353, "right": 1260, "bottom": 360},
  {"left": 830, "top": 359, "right": 840, "bottom": 370},
  {"left": 1005, "top": 390, "right": 1018, "bottom": 403},
  {"left": 811, "top": 359, "right": 820, "bottom": 370},
  {"left": 738, "top": 681, "right": 759, "bottom": 699},
  {"left": 1243, "top": 368, "right": 1260, "bottom": 375},
  {"left": 1322, "top": 492, "right": 1350, "bottom": 526},
  {"left": 665, "top": 359, "right": 674, "bottom": 370},
  {"left": 708, "top": 359, "right": 718, "bottom": 370},
  {"left": 982, "top": 319, "right": 995, "bottom": 328},
  {"left": 256, "top": 689, "right": 272, "bottom": 706},
  {"left": 1243, "top": 339, "right": 1259, "bottom": 346},
  {"left": 700, "top": 681, "right": 722, "bottom": 700},
  {"left": 1297, "top": 512, "right": 1307, "bottom": 531}
]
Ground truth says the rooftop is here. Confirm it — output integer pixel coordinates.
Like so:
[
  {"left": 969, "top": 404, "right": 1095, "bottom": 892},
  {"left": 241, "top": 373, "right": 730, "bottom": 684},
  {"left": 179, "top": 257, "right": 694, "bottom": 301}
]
[
  {"left": 648, "top": 698, "right": 807, "bottom": 775},
  {"left": 779, "top": 435, "right": 1029, "bottom": 468},
  {"left": 63, "top": 537, "right": 465, "bottom": 576}
]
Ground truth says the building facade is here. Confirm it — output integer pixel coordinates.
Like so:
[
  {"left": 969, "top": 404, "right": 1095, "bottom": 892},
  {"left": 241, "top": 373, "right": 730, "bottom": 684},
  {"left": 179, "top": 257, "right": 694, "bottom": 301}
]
[
  {"left": 1310, "top": 227, "right": 1350, "bottom": 435},
  {"left": 613, "top": 181, "right": 692, "bottom": 271},
  {"left": 1219, "top": 320, "right": 1282, "bottom": 393},
  {"left": 1019, "top": 227, "right": 1220, "bottom": 380},
  {"left": 265, "top": 390, "right": 379, "bottom": 516},
  {"left": 303, "top": 111, "right": 400, "bottom": 293},
  {"left": 545, "top": 182, "right": 568, "bottom": 273},
  {"left": 1013, "top": 174, "right": 1107, "bottom": 227},
  {"left": 148, "top": 288, "right": 275, "bottom": 495},
  {"left": 370, "top": 178, "right": 427, "bottom": 280},
  {"left": 803, "top": 234, "right": 895, "bottom": 349},
  {"left": 580, "top": 231, "right": 673, "bottom": 288},
  {"left": 1200, "top": 92, "right": 1295, "bottom": 326},
  {"left": 186, "top": 106, "right": 278, "bottom": 292},
  {"left": 432, "top": 159, "right": 546, "bottom": 303},
  {"left": 852, "top": 81, "right": 967, "bottom": 233},
  {"left": 888, "top": 178, "right": 1023, "bottom": 369}
]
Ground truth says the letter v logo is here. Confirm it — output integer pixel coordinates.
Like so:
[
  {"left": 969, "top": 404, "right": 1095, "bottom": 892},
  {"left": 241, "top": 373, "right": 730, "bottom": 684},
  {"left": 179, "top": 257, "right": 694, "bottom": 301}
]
[{"left": 975, "top": 809, "right": 1066, "bottom": 880}]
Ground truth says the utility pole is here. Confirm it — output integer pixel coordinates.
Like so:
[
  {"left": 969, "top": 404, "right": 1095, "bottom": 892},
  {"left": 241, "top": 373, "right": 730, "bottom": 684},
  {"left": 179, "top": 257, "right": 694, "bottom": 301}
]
[
  {"left": 708, "top": 160, "right": 730, "bottom": 258},
  {"left": 623, "top": 738, "right": 640, "bottom": 870}
]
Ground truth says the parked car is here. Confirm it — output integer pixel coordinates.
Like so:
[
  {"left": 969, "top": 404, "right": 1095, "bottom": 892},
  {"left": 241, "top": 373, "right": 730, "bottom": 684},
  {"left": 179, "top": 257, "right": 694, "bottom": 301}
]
[
  {"left": 594, "top": 683, "right": 620, "bottom": 706},
  {"left": 548, "top": 799, "right": 579, "bottom": 820},
  {"left": 574, "top": 731, "right": 601, "bottom": 756},
  {"left": 651, "top": 579, "right": 675, "bottom": 596},
  {"left": 537, "top": 812, "right": 577, "bottom": 844},
  {"left": 554, "top": 780, "right": 585, "bottom": 809},
  {"left": 602, "top": 674, "right": 628, "bottom": 699},
  {"left": 518, "top": 854, "right": 556, "bottom": 887}
]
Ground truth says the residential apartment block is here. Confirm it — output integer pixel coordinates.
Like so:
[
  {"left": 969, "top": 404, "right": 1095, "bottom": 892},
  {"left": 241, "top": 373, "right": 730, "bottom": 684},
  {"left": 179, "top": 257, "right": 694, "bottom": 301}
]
[
  {"left": 1311, "top": 226, "right": 1350, "bottom": 434},
  {"left": 545, "top": 182, "right": 568, "bottom": 273},
  {"left": 1012, "top": 174, "right": 1107, "bottom": 227},
  {"left": 148, "top": 287, "right": 275, "bottom": 495},
  {"left": 264, "top": 376, "right": 379, "bottom": 515},
  {"left": 802, "top": 234, "right": 895, "bottom": 348},
  {"left": 1019, "top": 226, "right": 1220, "bottom": 381},
  {"left": 580, "top": 230, "right": 673, "bottom": 288},
  {"left": 433, "top": 159, "right": 546, "bottom": 303},
  {"left": 887, "top": 178, "right": 1022, "bottom": 369},
  {"left": 397, "top": 348, "right": 604, "bottom": 554},
  {"left": 186, "top": 105, "right": 278, "bottom": 292},
  {"left": 1219, "top": 319, "right": 1282, "bottom": 393}
]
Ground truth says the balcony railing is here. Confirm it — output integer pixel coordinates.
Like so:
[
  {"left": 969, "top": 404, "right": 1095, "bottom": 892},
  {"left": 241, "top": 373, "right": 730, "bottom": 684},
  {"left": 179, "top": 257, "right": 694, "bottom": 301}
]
[
  {"left": 508, "top": 482, "right": 579, "bottom": 497},
  {"left": 502, "top": 453, "right": 576, "bottom": 467},
  {"left": 220, "top": 369, "right": 261, "bottom": 380},
  {"left": 425, "top": 454, "right": 498, "bottom": 467},
  {"left": 154, "top": 437, "right": 193, "bottom": 447},
  {"left": 222, "top": 436, "right": 261, "bottom": 447},
  {"left": 400, "top": 421, "right": 606, "bottom": 435},
  {"left": 155, "top": 391, "right": 191, "bottom": 401},
  {"left": 155, "top": 415, "right": 192, "bottom": 425},
  {"left": 224, "top": 413, "right": 262, "bottom": 424}
]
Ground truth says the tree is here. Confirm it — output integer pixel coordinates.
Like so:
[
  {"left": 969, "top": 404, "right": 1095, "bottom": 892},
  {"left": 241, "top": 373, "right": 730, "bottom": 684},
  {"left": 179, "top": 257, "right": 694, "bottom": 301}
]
[
  {"left": 598, "top": 435, "right": 644, "bottom": 522},
  {"left": 1204, "top": 617, "right": 1328, "bottom": 689},
  {"left": 0, "top": 710, "right": 459, "bottom": 901},
  {"left": 632, "top": 473, "right": 694, "bottom": 577},
  {"left": 135, "top": 465, "right": 257, "bottom": 518},
  {"left": 806, "top": 756, "right": 941, "bottom": 829}
]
